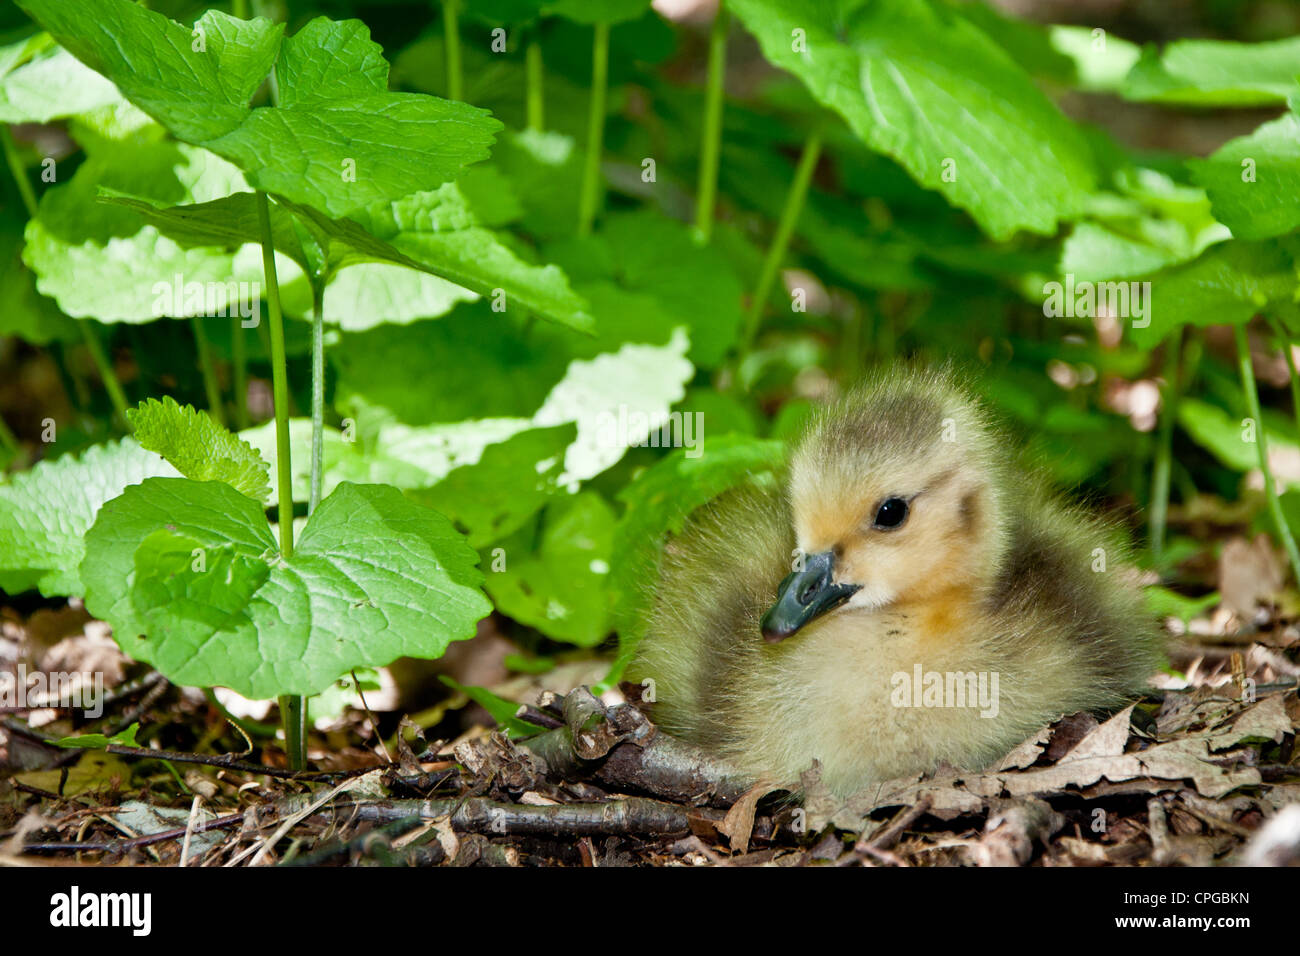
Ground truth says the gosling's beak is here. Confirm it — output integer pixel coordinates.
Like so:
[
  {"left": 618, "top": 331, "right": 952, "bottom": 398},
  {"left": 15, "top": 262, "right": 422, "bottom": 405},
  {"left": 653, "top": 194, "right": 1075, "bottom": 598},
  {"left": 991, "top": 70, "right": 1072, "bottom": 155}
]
[{"left": 760, "top": 549, "right": 861, "bottom": 643}]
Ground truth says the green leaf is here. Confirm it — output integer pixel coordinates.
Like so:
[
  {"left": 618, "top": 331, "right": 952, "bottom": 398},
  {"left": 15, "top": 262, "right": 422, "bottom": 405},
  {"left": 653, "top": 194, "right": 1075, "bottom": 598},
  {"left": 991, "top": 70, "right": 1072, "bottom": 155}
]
[
  {"left": 56, "top": 724, "right": 141, "bottom": 750},
  {"left": 609, "top": 435, "right": 786, "bottom": 647},
  {"left": 1144, "top": 586, "right": 1219, "bottom": 626},
  {"left": 545, "top": 210, "right": 744, "bottom": 366},
  {"left": 0, "top": 37, "right": 121, "bottom": 123},
  {"left": 1121, "top": 37, "right": 1300, "bottom": 107},
  {"left": 127, "top": 397, "right": 270, "bottom": 503},
  {"left": 23, "top": 137, "right": 274, "bottom": 322},
  {"left": 413, "top": 423, "right": 576, "bottom": 548},
  {"left": 728, "top": 0, "right": 1096, "bottom": 239},
  {"left": 0, "top": 439, "right": 178, "bottom": 597},
  {"left": 332, "top": 187, "right": 595, "bottom": 334},
  {"left": 485, "top": 491, "right": 615, "bottom": 646},
  {"left": 1127, "top": 240, "right": 1299, "bottom": 347},
  {"left": 1188, "top": 112, "right": 1300, "bottom": 241},
  {"left": 438, "top": 676, "right": 545, "bottom": 738},
  {"left": 1178, "top": 397, "right": 1300, "bottom": 491},
  {"left": 18, "top": 0, "right": 502, "bottom": 218},
  {"left": 82, "top": 478, "right": 492, "bottom": 698}
]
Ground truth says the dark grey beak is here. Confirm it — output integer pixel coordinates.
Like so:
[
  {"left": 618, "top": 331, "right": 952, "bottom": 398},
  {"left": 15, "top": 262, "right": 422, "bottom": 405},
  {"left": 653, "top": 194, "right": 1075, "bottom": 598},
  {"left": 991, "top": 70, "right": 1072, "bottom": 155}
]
[{"left": 760, "top": 549, "right": 861, "bottom": 643}]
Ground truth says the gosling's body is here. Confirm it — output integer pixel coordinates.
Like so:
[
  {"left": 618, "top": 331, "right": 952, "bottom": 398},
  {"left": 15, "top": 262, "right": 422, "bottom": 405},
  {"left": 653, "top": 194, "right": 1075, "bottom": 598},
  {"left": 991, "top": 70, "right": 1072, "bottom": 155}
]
[{"left": 629, "top": 367, "right": 1165, "bottom": 797}]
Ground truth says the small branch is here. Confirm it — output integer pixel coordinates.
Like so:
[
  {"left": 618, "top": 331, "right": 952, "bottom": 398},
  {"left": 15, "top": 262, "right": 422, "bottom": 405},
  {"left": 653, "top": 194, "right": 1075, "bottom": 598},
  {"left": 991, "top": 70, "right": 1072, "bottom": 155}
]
[{"left": 344, "top": 796, "right": 707, "bottom": 837}]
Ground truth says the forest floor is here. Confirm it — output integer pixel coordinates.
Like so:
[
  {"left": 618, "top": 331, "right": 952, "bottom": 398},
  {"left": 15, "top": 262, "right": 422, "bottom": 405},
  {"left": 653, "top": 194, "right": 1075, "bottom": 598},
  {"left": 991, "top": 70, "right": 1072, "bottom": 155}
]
[{"left": 2, "top": 577, "right": 1298, "bottom": 868}]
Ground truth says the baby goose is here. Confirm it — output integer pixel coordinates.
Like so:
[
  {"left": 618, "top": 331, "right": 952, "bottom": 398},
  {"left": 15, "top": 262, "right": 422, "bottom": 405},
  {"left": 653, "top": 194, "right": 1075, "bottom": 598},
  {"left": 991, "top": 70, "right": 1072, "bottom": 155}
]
[{"left": 629, "top": 366, "right": 1165, "bottom": 797}]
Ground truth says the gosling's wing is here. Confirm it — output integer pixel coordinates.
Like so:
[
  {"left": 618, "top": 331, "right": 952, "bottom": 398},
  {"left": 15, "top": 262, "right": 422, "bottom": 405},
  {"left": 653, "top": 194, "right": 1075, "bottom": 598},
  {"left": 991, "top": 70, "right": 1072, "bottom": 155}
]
[
  {"left": 628, "top": 482, "right": 792, "bottom": 749},
  {"left": 986, "top": 485, "right": 1166, "bottom": 714}
]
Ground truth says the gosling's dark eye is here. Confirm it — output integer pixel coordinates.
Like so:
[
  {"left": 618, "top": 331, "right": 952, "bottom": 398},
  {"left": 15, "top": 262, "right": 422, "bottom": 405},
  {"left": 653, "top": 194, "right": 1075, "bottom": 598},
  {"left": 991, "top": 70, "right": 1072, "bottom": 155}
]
[{"left": 873, "top": 497, "right": 909, "bottom": 530}]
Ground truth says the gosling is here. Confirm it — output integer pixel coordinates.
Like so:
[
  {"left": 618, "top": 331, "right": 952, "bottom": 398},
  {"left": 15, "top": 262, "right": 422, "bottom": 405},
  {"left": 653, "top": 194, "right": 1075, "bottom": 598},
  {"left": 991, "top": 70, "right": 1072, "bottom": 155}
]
[{"left": 629, "top": 366, "right": 1166, "bottom": 797}]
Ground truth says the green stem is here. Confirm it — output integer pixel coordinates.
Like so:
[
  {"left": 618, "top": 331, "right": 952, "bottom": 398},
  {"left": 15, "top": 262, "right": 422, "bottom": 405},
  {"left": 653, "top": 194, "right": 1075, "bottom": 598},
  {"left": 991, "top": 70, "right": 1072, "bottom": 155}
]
[
  {"left": 443, "top": 0, "right": 462, "bottom": 102},
  {"left": 0, "top": 412, "right": 20, "bottom": 462},
  {"left": 1234, "top": 322, "right": 1300, "bottom": 582},
  {"left": 1, "top": 125, "right": 38, "bottom": 218},
  {"left": 525, "top": 36, "right": 544, "bottom": 132},
  {"left": 309, "top": 284, "right": 324, "bottom": 515},
  {"left": 190, "top": 316, "right": 225, "bottom": 426},
  {"left": 1149, "top": 330, "right": 1182, "bottom": 562},
  {"left": 1268, "top": 315, "right": 1300, "bottom": 423},
  {"left": 232, "top": 0, "right": 249, "bottom": 18},
  {"left": 255, "top": 193, "right": 294, "bottom": 557},
  {"left": 577, "top": 21, "right": 610, "bottom": 238},
  {"left": 79, "top": 322, "right": 130, "bottom": 429},
  {"left": 694, "top": 3, "right": 729, "bottom": 243},
  {"left": 256, "top": 190, "right": 305, "bottom": 771},
  {"left": 231, "top": 316, "right": 250, "bottom": 428},
  {"left": 278, "top": 694, "right": 307, "bottom": 770},
  {"left": 741, "top": 131, "right": 822, "bottom": 356}
]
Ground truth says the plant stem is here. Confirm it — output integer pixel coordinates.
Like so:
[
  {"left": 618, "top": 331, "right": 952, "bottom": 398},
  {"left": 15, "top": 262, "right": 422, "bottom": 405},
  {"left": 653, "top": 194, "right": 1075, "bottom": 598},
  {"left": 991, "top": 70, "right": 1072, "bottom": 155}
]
[
  {"left": 0, "top": 412, "right": 20, "bottom": 462},
  {"left": 231, "top": 316, "right": 250, "bottom": 428},
  {"left": 741, "top": 130, "right": 822, "bottom": 356},
  {"left": 79, "top": 322, "right": 130, "bottom": 429},
  {"left": 309, "top": 285, "right": 325, "bottom": 515},
  {"left": 443, "top": 0, "right": 462, "bottom": 102},
  {"left": 1, "top": 125, "right": 38, "bottom": 218},
  {"left": 232, "top": 0, "right": 249, "bottom": 18},
  {"left": 278, "top": 694, "right": 307, "bottom": 769},
  {"left": 1149, "top": 330, "right": 1182, "bottom": 562},
  {"left": 255, "top": 193, "right": 294, "bottom": 557},
  {"left": 190, "top": 316, "right": 225, "bottom": 426},
  {"left": 526, "top": 35, "right": 544, "bottom": 132},
  {"left": 694, "top": 3, "right": 729, "bottom": 243},
  {"left": 577, "top": 21, "right": 610, "bottom": 238},
  {"left": 1234, "top": 322, "right": 1300, "bottom": 582},
  {"left": 1268, "top": 315, "right": 1300, "bottom": 423},
  {"left": 256, "top": 190, "right": 305, "bottom": 771}
]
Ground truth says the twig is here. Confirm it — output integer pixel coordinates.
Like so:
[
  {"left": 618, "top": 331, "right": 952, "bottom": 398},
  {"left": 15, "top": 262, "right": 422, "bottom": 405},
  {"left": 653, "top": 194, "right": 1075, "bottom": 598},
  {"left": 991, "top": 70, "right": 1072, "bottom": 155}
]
[
  {"left": 858, "top": 794, "right": 933, "bottom": 853},
  {"left": 342, "top": 796, "right": 711, "bottom": 837}
]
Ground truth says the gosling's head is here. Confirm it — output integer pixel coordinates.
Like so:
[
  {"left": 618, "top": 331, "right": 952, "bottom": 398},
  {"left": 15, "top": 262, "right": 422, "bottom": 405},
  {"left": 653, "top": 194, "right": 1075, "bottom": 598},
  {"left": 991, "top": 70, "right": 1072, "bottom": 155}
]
[{"left": 761, "top": 367, "right": 1011, "bottom": 642}]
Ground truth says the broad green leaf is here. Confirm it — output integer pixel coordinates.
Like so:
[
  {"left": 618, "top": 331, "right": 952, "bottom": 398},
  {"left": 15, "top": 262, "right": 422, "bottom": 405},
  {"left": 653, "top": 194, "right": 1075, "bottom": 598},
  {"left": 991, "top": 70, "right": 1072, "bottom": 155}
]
[
  {"left": 239, "top": 416, "right": 533, "bottom": 504},
  {"left": 333, "top": 187, "right": 595, "bottom": 333},
  {"left": 545, "top": 210, "right": 743, "bottom": 365},
  {"left": 22, "top": 137, "right": 278, "bottom": 322},
  {"left": 0, "top": 439, "right": 178, "bottom": 597},
  {"left": 438, "top": 676, "right": 545, "bottom": 738},
  {"left": 485, "top": 491, "right": 615, "bottom": 646},
  {"left": 332, "top": 308, "right": 573, "bottom": 426},
  {"left": 18, "top": 0, "right": 501, "bottom": 218},
  {"left": 1127, "top": 240, "right": 1298, "bottom": 346},
  {"left": 728, "top": 0, "right": 1096, "bottom": 238},
  {"left": 0, "top": 208, "right": 78, "bottom": 345},
  {"left": 1048, "top": 26, "right": 1141, "bottom": 93},
  {"left": 0, "top": 39, "right": 121, "bottom": 123},
  {"left": 1188, "top": 112, "right": 1300, "bottom": 241},
  {"left": 127, "top": 397, "right": 270, "bottom": 502},
  {"left": 610, "top": 435, "right": 786, "bottom": 647},
  {"left": 82, "top": 478, "right": 492, "bottom": 698},
  {"left": 1178, "top": 397, "right": 1300, "bottom": 491},
  {"left": 1121, "top": 36, "right": 1300, "bottom": 107},
  {"left": 413, "top": 423, "right": 576, "bottom": 547},
  {"left": 534, "top": 330, "right": 695, "bottom": 484}
]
